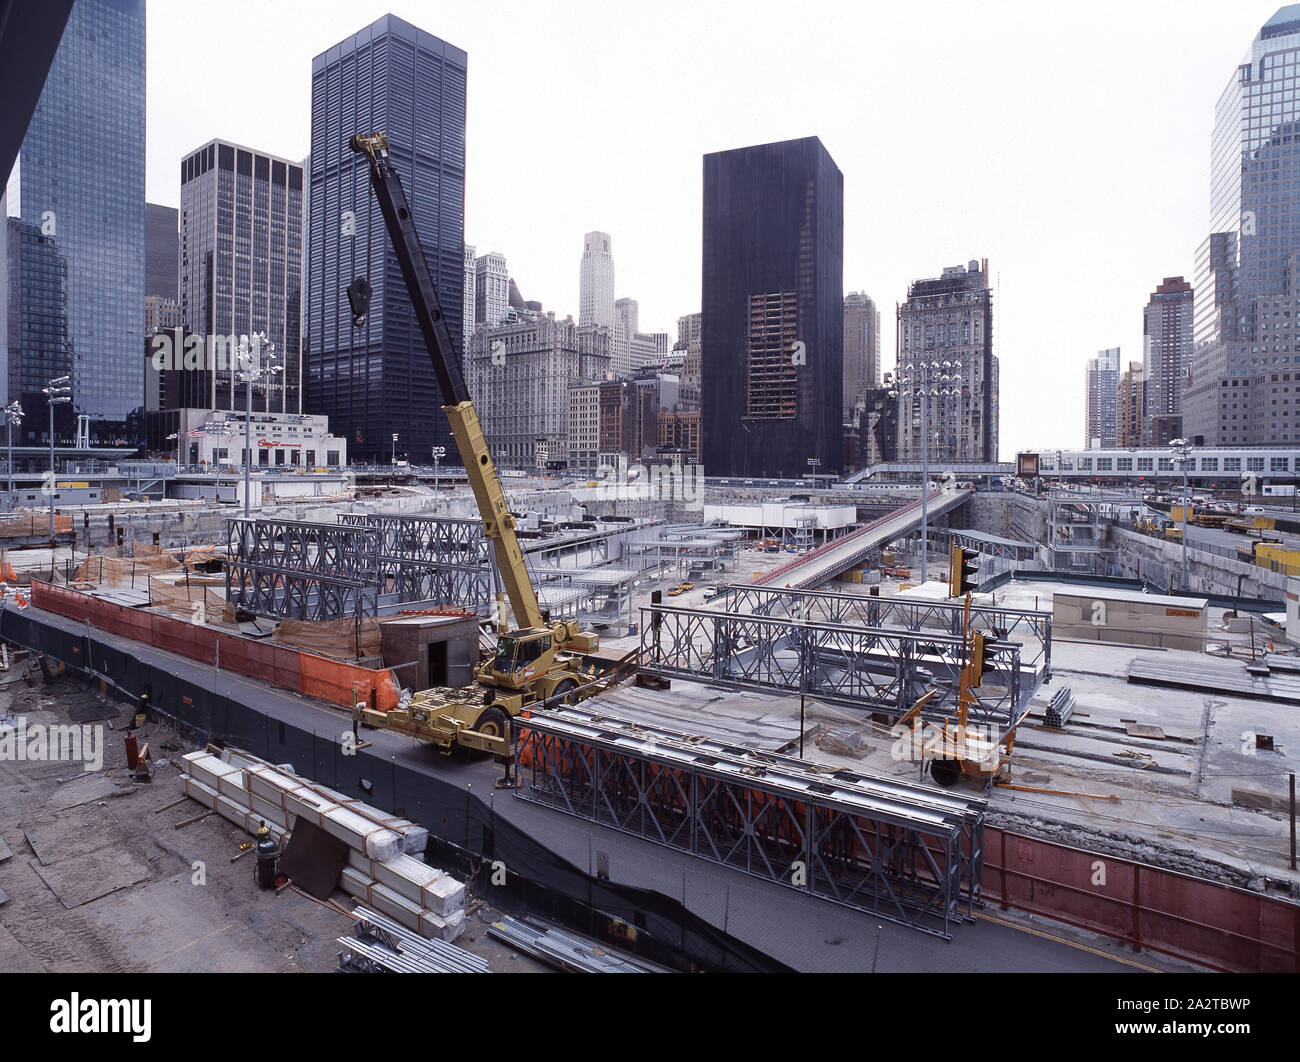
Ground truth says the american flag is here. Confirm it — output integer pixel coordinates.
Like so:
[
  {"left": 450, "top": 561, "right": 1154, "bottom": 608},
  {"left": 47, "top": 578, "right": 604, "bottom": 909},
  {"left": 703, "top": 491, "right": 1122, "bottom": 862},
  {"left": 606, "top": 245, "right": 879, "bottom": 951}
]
[{"left": 186, "top": 427, "right": 205, "bottom": 438}]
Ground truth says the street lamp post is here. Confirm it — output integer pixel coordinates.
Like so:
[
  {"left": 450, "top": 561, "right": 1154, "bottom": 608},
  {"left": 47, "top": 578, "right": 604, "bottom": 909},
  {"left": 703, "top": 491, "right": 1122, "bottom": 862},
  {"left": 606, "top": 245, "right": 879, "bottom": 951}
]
[
  {"left": 432, "top": 445, "right": 445, "bottom": 494},
  {"left": 392, "top": 433, "right": 399, "bottom": 467},
  {"left": 4, "top": 402, "right": 24, "bottom": 512},
  {"left": 1170, "top": 438, "right": 1193, "bottom": 592},
  {"left": 897, "top": 360, "right": 960, "bottom": 584},
  {"left": 42, "top": 376, "right": 71, "bottom": 542},
  {"left": 236, "top": 333, "right": 281, "bottom": 519}
]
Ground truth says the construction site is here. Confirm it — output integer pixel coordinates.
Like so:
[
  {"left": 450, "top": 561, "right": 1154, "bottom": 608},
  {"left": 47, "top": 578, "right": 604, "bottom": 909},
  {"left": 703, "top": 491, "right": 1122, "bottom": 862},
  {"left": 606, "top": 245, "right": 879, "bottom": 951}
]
[{"left": 0, "top": 131, "right": 1296, "bottom": 977}]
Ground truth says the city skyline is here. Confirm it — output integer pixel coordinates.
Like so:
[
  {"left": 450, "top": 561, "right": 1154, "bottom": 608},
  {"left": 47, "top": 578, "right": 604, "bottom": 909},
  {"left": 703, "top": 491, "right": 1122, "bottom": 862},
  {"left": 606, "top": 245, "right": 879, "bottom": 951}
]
[{"left": 58, "top": 1, "right": 1295, "bottom": 457}]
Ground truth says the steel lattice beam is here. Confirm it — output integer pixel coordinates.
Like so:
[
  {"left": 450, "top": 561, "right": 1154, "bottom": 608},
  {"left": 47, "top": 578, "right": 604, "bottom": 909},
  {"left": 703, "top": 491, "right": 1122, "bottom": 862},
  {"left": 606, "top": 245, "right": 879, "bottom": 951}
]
[
  {"left": 516, "top": 710, "right": 985, "bottom": 939},
  {"left": 226, "top": 515, "right": 492, "bottom": 620},
  {"left": 725, "top": 583, "right": 1051, "bottom": 684},
  {"left": 642, "top": 604, "right": 1023, "bottom": 728}
]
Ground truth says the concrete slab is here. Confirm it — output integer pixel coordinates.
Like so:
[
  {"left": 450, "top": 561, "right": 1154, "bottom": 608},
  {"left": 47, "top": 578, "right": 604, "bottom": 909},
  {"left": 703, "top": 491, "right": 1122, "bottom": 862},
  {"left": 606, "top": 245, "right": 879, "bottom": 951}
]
[{"left": 31, "top": 850, "right": 151, "bottom": 909}]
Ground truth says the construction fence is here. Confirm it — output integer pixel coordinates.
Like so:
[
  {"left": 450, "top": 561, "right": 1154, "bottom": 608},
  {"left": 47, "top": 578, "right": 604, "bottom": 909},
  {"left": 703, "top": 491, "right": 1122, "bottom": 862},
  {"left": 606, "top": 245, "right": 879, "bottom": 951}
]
[
  {"left": 29, "top": 580, "right": 399, "bottom": 712},
  {"left": 0, "top": 508, "right": 73, "bottom": 539}
]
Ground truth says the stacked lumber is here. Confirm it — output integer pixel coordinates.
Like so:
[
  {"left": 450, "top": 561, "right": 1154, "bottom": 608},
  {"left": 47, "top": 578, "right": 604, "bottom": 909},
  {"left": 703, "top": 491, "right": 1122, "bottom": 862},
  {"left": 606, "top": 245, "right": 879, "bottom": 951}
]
[{"left": 179, "top": 749, "right": 464, "bottom": 941}]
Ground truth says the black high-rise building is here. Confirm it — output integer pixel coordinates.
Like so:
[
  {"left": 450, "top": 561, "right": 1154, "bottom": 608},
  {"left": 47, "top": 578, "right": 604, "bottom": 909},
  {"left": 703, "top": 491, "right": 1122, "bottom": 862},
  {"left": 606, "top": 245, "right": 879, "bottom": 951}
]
[
  {"left": 701, "top": 136, "right": 844, "bottom": 478},
  {"left": 306, "top": 14, "right": 467, "bottom": 463}
]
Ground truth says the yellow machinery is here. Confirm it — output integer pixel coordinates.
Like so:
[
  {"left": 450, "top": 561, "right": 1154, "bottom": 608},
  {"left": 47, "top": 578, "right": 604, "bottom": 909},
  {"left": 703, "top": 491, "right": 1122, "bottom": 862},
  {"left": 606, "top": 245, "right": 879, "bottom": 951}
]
[
  {"left": 346, "top": 133, "right": 612, "bottom": 757},
  {"left": 923, "top": 593, "right": 1030, "bottom": 787}
]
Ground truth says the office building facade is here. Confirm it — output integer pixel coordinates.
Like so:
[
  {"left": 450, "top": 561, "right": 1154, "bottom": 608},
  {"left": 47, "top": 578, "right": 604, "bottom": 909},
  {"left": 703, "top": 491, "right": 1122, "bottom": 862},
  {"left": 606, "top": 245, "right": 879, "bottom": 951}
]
[
  {"left": 307, "top": 14, "right": 467, "bottom": 462},
  {"left": 843, "top": 291, "right": 881, "bottom": 420},
  {"left": 465, "top": 314, "right": 610, "bottom": 468},
  {"left": 8, "top": 0, "right": 145, "bottom": 444},
  {"left": 579, "top": 231, "right": 615, "bottom": 331},
  {"left": 1186, "top": 6, "right": 1300, "bottom": 445},
  {"left": 701, "top": 136, "right": 844, "bottom": 478},
  {"left": 1143, "top": 276, "right": 1193, "bottom": 446},
  {"left": 1084, "top": 347, "right": 1121, "bottom": 449},
  {"left": 178, "top": 139, "right": 304, "bottom": 414},
  {"left": 896, "top": 260, "right": 998, "bottom": 463}
]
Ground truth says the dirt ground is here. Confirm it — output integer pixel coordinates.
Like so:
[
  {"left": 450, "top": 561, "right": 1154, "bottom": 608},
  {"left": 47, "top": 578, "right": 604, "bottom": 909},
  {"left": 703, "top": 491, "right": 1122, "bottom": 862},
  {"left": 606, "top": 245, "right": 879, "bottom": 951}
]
[{"left": 0, "top": 664, "right": 547, "bottom": 973}]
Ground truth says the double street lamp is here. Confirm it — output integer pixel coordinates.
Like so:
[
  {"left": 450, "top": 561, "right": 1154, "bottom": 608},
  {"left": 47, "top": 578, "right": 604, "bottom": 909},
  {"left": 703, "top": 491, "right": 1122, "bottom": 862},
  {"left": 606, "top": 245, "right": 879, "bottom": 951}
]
[
  {"left": 1170, "top": 437, "right": 1194, "bottom": 592},
  {"left": 235, "top": 333, "right": 282, "bottom": 519},
  {"left": 5, "top": 401, "right": 24, "bottom": 512},
  {"left": 42, "top": 376, "right": 71, "bottom": 541},
  {"left": 895, "top": 360, "right": 961, "bottom": 585}
]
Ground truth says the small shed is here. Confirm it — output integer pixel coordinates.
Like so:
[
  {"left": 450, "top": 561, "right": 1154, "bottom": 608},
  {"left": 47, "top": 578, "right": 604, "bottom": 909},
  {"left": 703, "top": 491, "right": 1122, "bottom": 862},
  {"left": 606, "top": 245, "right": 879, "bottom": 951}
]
[{"left": 380, "top": 613, "right": 481, "bottom": 691}]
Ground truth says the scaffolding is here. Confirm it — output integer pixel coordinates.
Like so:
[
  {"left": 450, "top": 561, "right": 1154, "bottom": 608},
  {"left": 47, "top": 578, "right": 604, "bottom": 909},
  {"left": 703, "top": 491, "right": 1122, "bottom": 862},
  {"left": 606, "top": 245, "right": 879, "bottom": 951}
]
[
  {"left": 226, "top": 515, "right": 493, "bottom": 621},
  {"left": 640, "top": 603, "right": 1024, "bottom": 728},
  {"left": 516, "top": 707, "right": 986, "bottom": 939},
  {"left": 724, "top": 583, "right": 1052, "bottom": 683}
]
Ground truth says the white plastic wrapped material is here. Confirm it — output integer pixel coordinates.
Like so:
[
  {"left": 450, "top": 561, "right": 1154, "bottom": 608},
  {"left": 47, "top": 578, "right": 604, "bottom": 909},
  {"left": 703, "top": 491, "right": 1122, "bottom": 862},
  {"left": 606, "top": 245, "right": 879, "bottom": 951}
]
[
  {"left": 183, "top": 753, "right": 248, "bottom": 801},
  {"left": 339, "top": 867, "right": 465, "bottom": 942},
  {"left": 345, "top": 850, "right": 466, "bottom": 917},
  {"left": 244, "top": 764, "right": 404, "bottom": 861},
  {"left": 182, "top": 776, "right": 287, "bottom": 843}
]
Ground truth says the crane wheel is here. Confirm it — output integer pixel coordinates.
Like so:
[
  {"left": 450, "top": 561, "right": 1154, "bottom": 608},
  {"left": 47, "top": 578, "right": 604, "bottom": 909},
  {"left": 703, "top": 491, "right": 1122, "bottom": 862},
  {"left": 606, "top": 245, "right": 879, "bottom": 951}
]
[
  {"left": 550, "top": 678, "right": 579, "bottom": 706},
  {"left": 474, "top": 706, "right": 509, "bottom": 740},
  {"left": 929, "top": 759, "right": 962, "bottom": 787}
]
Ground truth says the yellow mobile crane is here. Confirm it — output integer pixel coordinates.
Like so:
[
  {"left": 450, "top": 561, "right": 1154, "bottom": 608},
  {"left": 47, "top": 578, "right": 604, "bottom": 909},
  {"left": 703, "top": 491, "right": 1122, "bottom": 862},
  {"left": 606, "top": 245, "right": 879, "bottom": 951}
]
[{"left": 347, "top": 132, "right": 608, "bottom": 756}]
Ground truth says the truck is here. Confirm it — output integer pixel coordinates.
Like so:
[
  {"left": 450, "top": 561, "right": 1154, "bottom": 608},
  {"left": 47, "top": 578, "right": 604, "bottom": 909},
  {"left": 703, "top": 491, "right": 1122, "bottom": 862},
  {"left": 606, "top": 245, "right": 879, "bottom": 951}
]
[{"left": 345, "top": 132, "right": 620, "bottom": 757}]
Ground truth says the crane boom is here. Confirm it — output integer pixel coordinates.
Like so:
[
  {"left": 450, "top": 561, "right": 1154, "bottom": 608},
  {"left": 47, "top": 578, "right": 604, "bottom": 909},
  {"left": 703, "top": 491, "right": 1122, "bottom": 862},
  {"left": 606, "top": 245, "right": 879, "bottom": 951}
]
[{"left": 349, "top": 132, "right": 544, "bottom": 632}]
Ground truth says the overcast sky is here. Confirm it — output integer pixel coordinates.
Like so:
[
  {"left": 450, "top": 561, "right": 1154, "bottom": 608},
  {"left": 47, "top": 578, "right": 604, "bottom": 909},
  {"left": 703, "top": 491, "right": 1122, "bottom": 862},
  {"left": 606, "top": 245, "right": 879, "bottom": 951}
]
[{"left": 145, "top": 0, "right": 1277, "bottom": 458}]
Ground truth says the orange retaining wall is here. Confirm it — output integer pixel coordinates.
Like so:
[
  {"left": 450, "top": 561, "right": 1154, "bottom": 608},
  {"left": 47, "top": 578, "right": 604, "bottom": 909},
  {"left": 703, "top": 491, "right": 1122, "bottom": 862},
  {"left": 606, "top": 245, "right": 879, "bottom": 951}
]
[{"left": 30, "top": 581, "right": 398, "bottom": 712}]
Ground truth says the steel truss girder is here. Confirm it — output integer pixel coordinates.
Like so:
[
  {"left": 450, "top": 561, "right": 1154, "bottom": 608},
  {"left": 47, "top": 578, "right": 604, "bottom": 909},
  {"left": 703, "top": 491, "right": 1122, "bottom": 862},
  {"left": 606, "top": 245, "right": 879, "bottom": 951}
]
[
  {"left": 517, "top": 719, "right": 983, "bottom": 939},
  {"left": 725, "top": 583, "right": 1051, "bottom": 684},
  {"left": 226, "top": 515, "right": 491, "bottom": 620},
  {"left": 642, "top": 604, "right": 1022, "bottom": 728}
]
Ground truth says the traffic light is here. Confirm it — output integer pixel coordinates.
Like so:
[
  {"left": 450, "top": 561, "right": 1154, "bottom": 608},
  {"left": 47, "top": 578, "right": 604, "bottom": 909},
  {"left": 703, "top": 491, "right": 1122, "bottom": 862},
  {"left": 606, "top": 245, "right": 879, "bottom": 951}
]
[
  {"left": 969, "top": 631, "right": 996, "bottom": 688},
  {"left": 949, "top": 544, "right": 979, "bottom": 596}
]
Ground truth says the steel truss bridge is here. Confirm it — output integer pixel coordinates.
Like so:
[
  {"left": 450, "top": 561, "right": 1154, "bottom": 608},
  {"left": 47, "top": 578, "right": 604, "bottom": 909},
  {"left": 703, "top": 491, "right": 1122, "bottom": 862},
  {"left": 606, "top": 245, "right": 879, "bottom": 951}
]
[
  {"left": 515, "top": 707, "right": 987, "bottom": 938},
  {"left": 226, "top": 514, "right": 493, "bottom": 620},
  {"left": 723, "top": 583, "right": 1052, "bottom": 685},
  {"left": 641, "top": 604, "right": 1023, "bottom": 728}
]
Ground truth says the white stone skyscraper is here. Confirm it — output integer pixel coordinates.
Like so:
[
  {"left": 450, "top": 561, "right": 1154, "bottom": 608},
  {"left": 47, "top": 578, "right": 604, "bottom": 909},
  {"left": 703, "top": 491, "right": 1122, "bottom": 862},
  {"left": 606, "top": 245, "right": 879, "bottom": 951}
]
[
  {"left": 463, "top": 243, "right": 476, "bottom": 351},
  {"left": 579, "top": 231, "right": 615, "bottom": 330}
]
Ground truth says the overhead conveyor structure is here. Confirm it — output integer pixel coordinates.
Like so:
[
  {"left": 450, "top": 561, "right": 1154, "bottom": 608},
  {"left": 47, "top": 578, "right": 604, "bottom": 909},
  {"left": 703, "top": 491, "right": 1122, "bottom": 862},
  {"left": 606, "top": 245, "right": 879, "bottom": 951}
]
[
  {"left": 757, "top": 490, "right": 972, "bottom": 589},
  {"left": 515, "top": 707, "right": 987, "bottom": 939}
]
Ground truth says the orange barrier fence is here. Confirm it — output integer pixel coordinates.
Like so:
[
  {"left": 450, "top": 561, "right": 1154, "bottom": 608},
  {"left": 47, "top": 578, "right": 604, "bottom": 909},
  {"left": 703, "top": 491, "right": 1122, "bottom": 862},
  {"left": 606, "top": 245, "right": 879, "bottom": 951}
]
[{"left": 30, "top": 580, "right": 398, "bottom": 712}]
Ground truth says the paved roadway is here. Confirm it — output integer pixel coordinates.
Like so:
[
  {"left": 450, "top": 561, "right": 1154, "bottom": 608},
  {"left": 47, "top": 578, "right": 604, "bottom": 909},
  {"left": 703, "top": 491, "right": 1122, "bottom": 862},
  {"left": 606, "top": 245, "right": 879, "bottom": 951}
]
[{"left": 11, "top": 600, "right": 1188, "bottom": 973}]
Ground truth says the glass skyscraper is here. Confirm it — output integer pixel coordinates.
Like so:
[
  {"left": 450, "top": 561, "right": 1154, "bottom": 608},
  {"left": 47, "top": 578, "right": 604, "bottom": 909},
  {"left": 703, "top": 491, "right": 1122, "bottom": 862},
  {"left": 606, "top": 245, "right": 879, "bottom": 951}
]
[
  {"left": 8, "top": 0, "right": 145, "bottom": 445},
  {"left": 701, "top": 136, "right": 844, "bottom": 478},
  {"left": 1187, "top": 5, "right": 1300, "bottom": 446},
  {"left": 306, "top": 14, "right": 467, "bottom": 463}
]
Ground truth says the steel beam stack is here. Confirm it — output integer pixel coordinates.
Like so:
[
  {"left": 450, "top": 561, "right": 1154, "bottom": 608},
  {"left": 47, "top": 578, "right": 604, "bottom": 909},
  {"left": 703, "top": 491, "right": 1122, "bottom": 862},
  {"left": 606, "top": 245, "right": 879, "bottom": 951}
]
[{"left": 515, "top": 707, "right": 986, "bottom": 939}]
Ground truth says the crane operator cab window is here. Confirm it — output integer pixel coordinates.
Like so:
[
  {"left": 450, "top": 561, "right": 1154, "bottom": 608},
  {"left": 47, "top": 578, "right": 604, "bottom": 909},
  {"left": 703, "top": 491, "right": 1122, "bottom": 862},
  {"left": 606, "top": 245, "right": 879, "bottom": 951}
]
[{"left": 491, "top": 633, "right": 549, "bottom": 677}]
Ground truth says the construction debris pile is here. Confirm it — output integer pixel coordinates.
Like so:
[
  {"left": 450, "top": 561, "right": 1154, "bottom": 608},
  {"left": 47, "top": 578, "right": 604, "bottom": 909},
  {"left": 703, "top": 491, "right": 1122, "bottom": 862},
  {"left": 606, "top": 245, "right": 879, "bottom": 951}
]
[{"left": 180, "top": 747, "right": 467, "bottom": 942}]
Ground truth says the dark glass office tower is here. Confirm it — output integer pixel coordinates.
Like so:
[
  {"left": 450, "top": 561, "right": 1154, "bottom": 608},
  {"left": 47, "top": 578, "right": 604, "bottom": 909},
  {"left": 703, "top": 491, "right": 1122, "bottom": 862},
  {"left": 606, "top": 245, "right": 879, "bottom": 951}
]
[
  {"left": 306, "top": 14, "right": 467, "bottom": 463},
  {"left": 10, "top": 0, "right": 145, "bottom": 445},
  {"left": 701, "top": 137, "right": 844, "bottom": 478}
]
